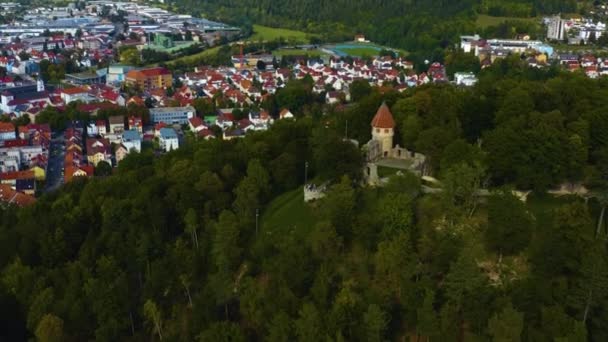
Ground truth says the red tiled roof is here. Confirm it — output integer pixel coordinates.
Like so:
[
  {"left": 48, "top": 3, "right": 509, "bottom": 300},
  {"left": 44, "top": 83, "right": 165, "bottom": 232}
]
[
  {"left": 62, "top": 87, "right": 89, "bottom": 95},
  {"left": 86, "top": 138, "right": 110, "bottom": 156},
  {"left": 189, "top": 117, "right": 204, "bottom": 127},
  {"left": 0, "top": 184, "right": 35, "bottom": 207},
  {"left": 371, "top": 102, "right": 395, "bottom": 129},
  {"left": 0, "top": 170, "right": 35, "bottom": 181},
  {"left": 0, "top": 122, "right": 15, "bottom": 133}
]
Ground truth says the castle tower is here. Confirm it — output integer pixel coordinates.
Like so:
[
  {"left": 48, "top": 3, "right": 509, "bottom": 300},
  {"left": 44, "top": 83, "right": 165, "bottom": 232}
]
[{"left": 371, "top": 102, "right": 395, "bottom": 157}]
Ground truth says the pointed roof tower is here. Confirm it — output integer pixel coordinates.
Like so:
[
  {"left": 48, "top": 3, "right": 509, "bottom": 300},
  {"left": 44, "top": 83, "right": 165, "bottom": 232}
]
[{"left": 371, "top": 102, "right": 395, "bottom": 129}]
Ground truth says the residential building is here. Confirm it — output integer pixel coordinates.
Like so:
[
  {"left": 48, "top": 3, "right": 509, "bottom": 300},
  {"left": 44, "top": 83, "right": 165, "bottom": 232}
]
[
  {"left": 0, "top": 184, "right": 35, "bottom": 207},
  {"left": 0, "top": 82, "right": 52, "bottom": 113},
  {"left": 149, "top": 106, "right": 195, "bottom": 124},
  {"left": 454, "top": 72, "right": 478, "bottom": 86},
  {"left": 109, "top": 116, "right": 125, "bottom": 134},
  {"left": 188, "top": 116, "right": 207, "bottom": 133},
  {"left": 0, "top": 122, "right": 16, "bottom": 141},
  {"left": 115, "top": 144, "right": 129, "bottom": 163},
  {"left": 65, "top": 71, "right": 106, "bottom": 85},
  {"left": 86, "top": 138, "right": 111, "bottom": 166},
  {"left": 96, "top": 120, "right": 107, "bottom": 136},
  {"left": 547, "top": 15, "right": 567, "bottom": 41},
  {"left": 121, "top": 129, "right": 142, "bottom": 153},
  {"left": 125, "top": 67, "right": 172, "bottom": 90},
  {"left": 158, "top": 127, "right": 179, "bottom": 152},
  {"left": 64, "top": 165, "right": 94, "bottom": 183},
  {"left": 107, "top": 64, "right": 136, "bottom": 85},
  {"left": 60, "top": 87, "right": 91, "bottom": 104},
  {"left": 15, "top": 178, "right": 35, "bottom": 195},
  {"left": 128, "top": 116, "right": 143, "bottom": 133}
]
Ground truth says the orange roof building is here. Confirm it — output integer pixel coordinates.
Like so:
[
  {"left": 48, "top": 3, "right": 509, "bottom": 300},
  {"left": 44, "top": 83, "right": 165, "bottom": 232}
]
[
  {"left": 371, "top": 102, "right": 395, "bottom": 129},
  {"left": 371, "top": 102, "right": 395, "bottom": 157},
  {"left": 0, "top": 184, "right": 35, "bottom": 207},
  {"left": 125, "top": 67, "right": 172, "bottom": 91}
]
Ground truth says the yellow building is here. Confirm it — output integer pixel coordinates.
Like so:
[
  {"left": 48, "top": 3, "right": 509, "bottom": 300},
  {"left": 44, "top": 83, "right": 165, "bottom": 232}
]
[{"left": 125, "top": 67, "right": 173, "bottom": 90}]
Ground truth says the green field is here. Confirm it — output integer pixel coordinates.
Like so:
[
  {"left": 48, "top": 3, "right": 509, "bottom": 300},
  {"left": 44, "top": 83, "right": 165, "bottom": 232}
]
[
  {"left": 163, "top": 45, "right": 222, "bottom": 67},
  {"left": 248, "top": 24, "right": 314, "bottom": 43},
  {"left": 337, "top": 47, "right": 382, "bottom": 57},
  {"left": 475, "top": 14, "right": 538, "bottom": 28},
  {"left": 272, "top": 48, "right": 327, "bottom": 57},
  {"left": 261, "top": 188, "right": 317, "bottom": 233}
]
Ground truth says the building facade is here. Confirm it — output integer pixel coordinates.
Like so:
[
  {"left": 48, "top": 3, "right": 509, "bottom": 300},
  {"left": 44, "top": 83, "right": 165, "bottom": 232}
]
[
  {"left": 125, "top": 67, "right": 172, "bottom": 90},
  {"left": 150, "top": 106, "right": 195, "bottom": 124},
  {"left": 370, "top": 102, "right": 395, "bottom": 158},
  {"left": 158, "top": 127, "right": 179, "bottom": 152}
]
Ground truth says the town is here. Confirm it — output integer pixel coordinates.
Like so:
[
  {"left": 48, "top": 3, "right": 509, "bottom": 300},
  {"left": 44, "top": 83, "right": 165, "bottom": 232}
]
[
  {"left": 0, "top": 0, "right": 607, "bottom": 207},
  {"left": 4, "top": 1, "right": 608, "bottom": 341}
]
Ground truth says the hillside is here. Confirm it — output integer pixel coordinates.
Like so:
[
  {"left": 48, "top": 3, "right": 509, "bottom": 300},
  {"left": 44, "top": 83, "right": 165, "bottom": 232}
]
[
  {"left": 3, "top": 60, "right": 608, "bottom": 340},
  {"left": 172, "top": 0, "right": 579, "bottom": 55}
]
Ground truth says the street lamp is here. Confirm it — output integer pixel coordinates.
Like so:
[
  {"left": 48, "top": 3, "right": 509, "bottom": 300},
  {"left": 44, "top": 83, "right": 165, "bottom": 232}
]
[{"left": 304, "top": 161, "right": 309, "bottom": 185}]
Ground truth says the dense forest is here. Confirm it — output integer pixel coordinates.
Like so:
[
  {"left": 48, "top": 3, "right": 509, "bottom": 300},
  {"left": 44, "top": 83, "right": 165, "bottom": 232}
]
[{"left": 3, "top": 58, "right": 608, "bottom": 341}]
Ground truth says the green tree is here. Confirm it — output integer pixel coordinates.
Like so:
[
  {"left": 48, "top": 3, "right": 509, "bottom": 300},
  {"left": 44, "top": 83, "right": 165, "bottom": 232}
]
[
  {"left": 35, "top": 314, "right": 64, "bottom": 342},
  {"left": 374, "top": 231, "right": 417, "bottom": 301},
  {"left": 198, "top": 321, "right": 245, "bottom": 342},
  {"left": 267, "top": 311, "right": 293, "bottom": 342},
  {"left": 349, "top": 79, "right": 372, "bottom": 102},
  {"left": 487, "top": 303, "right": 524, "bottom": 342},
  {"left": 144, "top": 300, "right": 163, "bottom": 341},
  {"left": 184, "top": 208, "right": 200, "bottom": 249},
  {"left": 212, "top": 210, "right": 241, "bottom": 273},
  {"left": 320, "top": 176, "right": 356, "bottom": 236},
  {"left": 485, "top": 191, "right": 533, "bottom": 257},
  {"left": 233, "top": 159, "right": 270, "bottom": 229},
  {"left": 416, "top": 290, "right": 439, "bottom": 340},
  {"left": 94, "top": 161, "right": 113, "bottom": 176},
  {"left": 441, "top": 162, "right": 485, "bottom": 221},
  {"left": 363, "top": 304, "right": 389, "bottom": 342},
  {"left": 295, "top": 303, "right": 324, "bottom": 342}
]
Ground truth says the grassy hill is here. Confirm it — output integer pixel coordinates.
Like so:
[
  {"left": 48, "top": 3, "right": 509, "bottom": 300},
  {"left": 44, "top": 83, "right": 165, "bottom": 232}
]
[
  {"left": 261, "top": 188, "right": 318, "bottom": 234},
  {"left": 475, "top": 14, "right": 539, "bottom": 28},
  {"left": 248, "top": 24, "right": 315, "bottom": 43}
]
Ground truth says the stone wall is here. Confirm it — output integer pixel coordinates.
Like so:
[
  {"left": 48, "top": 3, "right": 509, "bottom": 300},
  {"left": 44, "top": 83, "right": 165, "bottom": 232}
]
[{"left": 304, "top": 183, "right": 328, "bottom": 202}]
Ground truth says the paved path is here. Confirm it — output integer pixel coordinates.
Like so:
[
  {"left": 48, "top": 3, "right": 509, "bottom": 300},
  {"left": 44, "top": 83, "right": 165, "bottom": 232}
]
[{"left": 44, "top": 135, "right": 65, "bottom": 193}]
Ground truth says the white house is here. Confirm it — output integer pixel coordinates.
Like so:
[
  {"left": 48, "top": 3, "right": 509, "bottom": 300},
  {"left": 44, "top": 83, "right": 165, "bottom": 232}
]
[
  {"left": 454, "top": 72, "right": 478, "bottom": 86},
  {"left": 60, "top": 87, "right": 92, "bottom": 104},
  {"left": 121, "top": 129, "right": 142, "bottom": 153},
  {"left": 158, "top": 127, "right": 179, "bottom": 152}
]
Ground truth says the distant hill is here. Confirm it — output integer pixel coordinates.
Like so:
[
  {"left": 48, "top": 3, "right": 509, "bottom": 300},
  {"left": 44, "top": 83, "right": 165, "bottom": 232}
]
[{"left": 168, "top": 0, "right": 581, "bottom": 61}]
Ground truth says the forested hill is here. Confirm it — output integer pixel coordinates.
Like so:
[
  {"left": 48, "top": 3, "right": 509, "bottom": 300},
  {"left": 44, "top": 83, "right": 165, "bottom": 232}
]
[
  {"left": 3, "top": 60, "right": 608, "bottom": 340},
  {"left": 173, "top": 0, "right": 578, "bottom": 53}
]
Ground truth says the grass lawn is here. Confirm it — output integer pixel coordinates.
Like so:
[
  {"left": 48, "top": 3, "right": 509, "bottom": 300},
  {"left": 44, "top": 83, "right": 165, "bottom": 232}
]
[
  {"left": 248, "top": 24, "right": 313, "bottom": 44},
  {"left": 163, "top": 45, "right": 222, "bottom": 67},
  {"left": 336, "top": 47, "right": 382, "bottom": 57},
  {"left": 273, "top": 48, "right": 327, "bottom": 57},
  {"left": 261, "top": 188, "right": 318, "bottom": 234},
  {"left": 475, "top": 14, "right": 538, "bottom": 28},
  {"left": 377, "top": 165, "right": 401, "bottom": 178}
]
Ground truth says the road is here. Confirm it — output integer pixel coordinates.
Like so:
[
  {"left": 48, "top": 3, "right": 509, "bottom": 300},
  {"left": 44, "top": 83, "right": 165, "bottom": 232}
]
[{"left": 44, "top": 134, "right": 65, "bottom": 193}]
